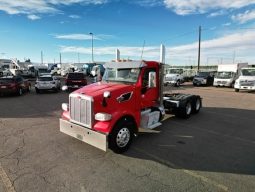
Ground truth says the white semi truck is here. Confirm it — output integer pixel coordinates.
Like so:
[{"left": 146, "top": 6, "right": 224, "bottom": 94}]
[
  {"left": 213, "top": 63, "right": 248, "bottom": 87},
  {"left": 234, "top": 68, "right": 255, "bottom": 92}
]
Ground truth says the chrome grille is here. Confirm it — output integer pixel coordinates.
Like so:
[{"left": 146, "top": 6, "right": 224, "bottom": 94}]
[{"left": 69, "top": 94, "right": 93, "bottom": 128}]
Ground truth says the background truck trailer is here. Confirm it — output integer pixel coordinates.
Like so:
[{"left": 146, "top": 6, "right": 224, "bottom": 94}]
[
  {"left": 213, "top": 63, "right": 248, "bottom": 87},
  {"left": 60, "top": 45, "right": 202, "bottom": 153}
]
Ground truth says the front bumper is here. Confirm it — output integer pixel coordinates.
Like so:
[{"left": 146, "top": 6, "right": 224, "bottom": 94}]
[
  {"left": 0, "top": 87, "right": 17, "bottom": 94},
  {"left": 213, "top": 81, "right": 231, "bottom": 87},
  {"left": 60, "top": 119, "right": 107, "bottom": 151},
  {"left": 237, "top": 86, "right": 255, "bottom": 91}
]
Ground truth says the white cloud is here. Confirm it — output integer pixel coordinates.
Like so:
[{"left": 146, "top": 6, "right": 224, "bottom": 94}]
[
  {"left": 27, "top": 14, "right": 41, "bottom": 20},
  {"left": 208, "top": 10, "right": 226, "bottom": 17},
  {"left": 59, "top": 31, "right": 255, "bottom": 64},
  {"left": 0, "top": 0, "right": 107, "bottom": 19},
  {"left": 54, "top": 33, "right": 114, "bottom": 40},
  {"left": 231, "top": 10, "right": 255, "bottom": 24},
  {"left": 55, "top": 34, "right": 93, "bottom": 40},
  {"left": 163, "top": 0, "right": 255, "bottom": 15},
  {"left": 133, "top": 0, "right": 163, "bottom": 7},
  {"left": 69, "top": 14, "right": 81, "bottom": 19},
  {"left": 222, "top": 22, "right": 231, "bottom": 26}
]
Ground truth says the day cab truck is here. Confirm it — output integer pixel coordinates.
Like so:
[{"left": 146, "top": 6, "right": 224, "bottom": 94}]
[
  {"left": 164, "top": 68, "right": 184, "bottom": 87},
  {"left": 213, "top": 63, "right": 248, "bottom": 87},
  {"left": 60, "top": 45, "right": 202, "bottom": 153},
  {"left": 234, "top": 67, "right": 255, "bottom": 92}
]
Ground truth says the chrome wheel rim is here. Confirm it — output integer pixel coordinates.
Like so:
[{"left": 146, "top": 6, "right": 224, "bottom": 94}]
[
  {"left": 116, "top": 128, "right": 130, "bottom": 148},
  {"left": 19, "top": 89, "right": 22, "bottom": 95},
  {"left": 186, "top": 103, "right": 192, "bottom": 115}
]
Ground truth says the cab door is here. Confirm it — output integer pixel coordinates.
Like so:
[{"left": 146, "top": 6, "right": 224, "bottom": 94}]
[{"left": 140, "top": 68, "right": 158, "bottom": 108}]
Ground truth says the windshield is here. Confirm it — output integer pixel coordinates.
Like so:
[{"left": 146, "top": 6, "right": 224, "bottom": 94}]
[
  {"left": 215, "top": 72, "right": 234, "bottom": 79},
  {"left": 38, "top": 77, "right": 53, "bottom": 81},
  {"left": 38, "top": 69, "right": 49, "bottom": 73},
  {"left": 241, "top": 69, "right": 255, "bottom": 76},
  {"left": 168, "top": 69, "right": 183, "bottom": 74},
  {"left": 197, "top": 72, "right": 210, "bottom": 77},
  {"left": 103, "top": 68, "right": 140, "bottom": 83}
]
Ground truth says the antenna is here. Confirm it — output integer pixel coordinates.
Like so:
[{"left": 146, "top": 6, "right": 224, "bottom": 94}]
[{"left": 140, "top": 40, "right": 146, "bottom": 61}]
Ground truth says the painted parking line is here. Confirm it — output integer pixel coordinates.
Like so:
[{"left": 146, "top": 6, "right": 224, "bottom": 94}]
[
  {"left": 0, "top": 162, "right": 16, "bottom": 192},
  {"left": 133, "top": 147, "right": 229, "bottom": 192}
]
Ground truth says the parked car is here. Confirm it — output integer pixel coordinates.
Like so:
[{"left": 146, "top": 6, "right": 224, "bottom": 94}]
[
  {"left": 0, "top": 76, "right": 31, "bottom": 96},
  {"left": 193, "top": 71, "right": 215, "bottom": 86},
  {"left": 35, "top": 75, "right": 61, "bottom": 93},
  {"left": 65, "top": 72, "right": 87, "bottom": 91}
]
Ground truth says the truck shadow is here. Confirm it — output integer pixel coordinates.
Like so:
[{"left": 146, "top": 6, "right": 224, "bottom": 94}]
[{"left": 126, "top": 107, "right": 255, "bottom": 176}]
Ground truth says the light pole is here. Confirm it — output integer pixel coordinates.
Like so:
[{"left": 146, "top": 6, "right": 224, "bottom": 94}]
[{"left": 89, "top": 32, "right": 94, "bottom": 62}]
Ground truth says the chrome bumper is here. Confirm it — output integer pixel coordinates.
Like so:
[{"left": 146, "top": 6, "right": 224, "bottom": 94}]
[{"left": 60, "top": 119, "right": 107, "bottom": 151}]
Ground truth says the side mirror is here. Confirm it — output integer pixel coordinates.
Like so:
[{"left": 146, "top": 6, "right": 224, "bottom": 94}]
[{"left": 148, "top": 71, "right": 156, "bottom": 88}]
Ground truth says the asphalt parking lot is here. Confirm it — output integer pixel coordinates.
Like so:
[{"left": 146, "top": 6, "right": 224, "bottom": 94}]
[{"left": 0, "top": 83, "right": 255, "bottom": 192}]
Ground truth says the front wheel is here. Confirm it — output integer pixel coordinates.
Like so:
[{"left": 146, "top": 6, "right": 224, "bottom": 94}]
[
  {"left": 109, "top": 120, "right": 134, "bottom": 153},
  {"left": 235, "top": 89, "right": 239, "bottom": 92},
  {"left": 175, "top": 80, "right": 180, "bottom": 87}
]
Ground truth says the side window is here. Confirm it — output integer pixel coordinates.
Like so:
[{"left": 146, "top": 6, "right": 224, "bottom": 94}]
[{"left": 142, "top": 68, "right": 156, "bottom": 88}]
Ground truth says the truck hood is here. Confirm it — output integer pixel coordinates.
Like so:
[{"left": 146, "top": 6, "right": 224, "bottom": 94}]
[
  {"left": 74, "top": 82, "right": 134, "bottom": 98},
  {"left": 238, "top": 76, "right": 255, "bottom": 81}
]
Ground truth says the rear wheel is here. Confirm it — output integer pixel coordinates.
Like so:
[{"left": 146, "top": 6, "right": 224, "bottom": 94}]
[
  {"left": 35, "top": 88, "right": 40, "bottom": 94},
  {"left": 27, "top": 85, "right": 31, "bottom": 92},
  {"left": 175, "top": 101, "right": 192, "bottom": 118},
  {"left": 109, "top": 120, "right": 134, "bottom": 153},
  {"left": 192, "top": 97, "right": 201, "bottom": 114},
  {"left": 17, "top": 88, "right": 23, "bottom": 96}
]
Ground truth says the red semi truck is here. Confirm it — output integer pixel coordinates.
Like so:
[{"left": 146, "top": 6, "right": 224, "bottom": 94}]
[{"left": 60, "top": 46, "right": 202, "bottom": 153}]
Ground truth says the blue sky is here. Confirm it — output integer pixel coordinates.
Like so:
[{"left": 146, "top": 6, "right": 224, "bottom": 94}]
[{"left": 1, "top": 0, "right": 255, "bottom": 65}]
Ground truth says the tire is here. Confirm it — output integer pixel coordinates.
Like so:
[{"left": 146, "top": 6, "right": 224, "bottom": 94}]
[
  {"left": 192, "top": 97, "right": 201, "bottom": 114},
  {"left": 175, "top": 80, "right": 180, "bottom": 87},
  {"left": 109, "top": 119, "right": 134, "bottom": 153},
  {"left": 175, "top": 101, "right": 192, "bottom": 119},
  {"left": 17, "top": 88, "right": 23, "bottom": 96},
  {"left": 27, "top": 85, "right": 31, "bottom": 92},
  {"left": 35, "top": 88, "right": 40, "bottom": 94},
  {"left": 235, "top": 89, "right": 239, "bottom": 92}
]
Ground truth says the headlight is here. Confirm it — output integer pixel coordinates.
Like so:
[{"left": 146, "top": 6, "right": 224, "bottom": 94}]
[
  {"left": 95, "top": 113, "right": 112, "bottom": 121},
  {"left": 62, "top": 103, "right": 69, "bottom": 111}
]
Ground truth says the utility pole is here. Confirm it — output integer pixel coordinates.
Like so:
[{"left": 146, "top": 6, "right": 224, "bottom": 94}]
[
  {"left": 41, "top": 51, "right": 43, "bottom": 65},
  {"left": 197, "top": 26, "right": 201, "bottom": 72},
  {"left": 59, "top": 53, "right": 62, "bottom": 65},
  {"left": 233, "top": 50, "right": 236, "bottom": 64},
  {"left": 77, "top": 52, "right": 80, "bottom": 63},
  {"left": 89, "top": 32, "right": 94, "bottom": 62}
]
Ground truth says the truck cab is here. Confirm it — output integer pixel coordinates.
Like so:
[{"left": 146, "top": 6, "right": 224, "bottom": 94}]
[
  {"left": 60, "top": 59, "right": 202, "bottom": 153},
  {"left": 164, "top": 68, "right": 184, "bottom": 87},
  {"left": 213, "top": 63, "right": 248, "bottom": 87},
  {"left": 234, "top": 68, "right": 255, "bottom": 92}
]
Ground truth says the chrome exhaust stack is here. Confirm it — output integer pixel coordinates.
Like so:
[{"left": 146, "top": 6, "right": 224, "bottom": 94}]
[{"left": 159, "top": 44, "right": 165, "bottom": 107}]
